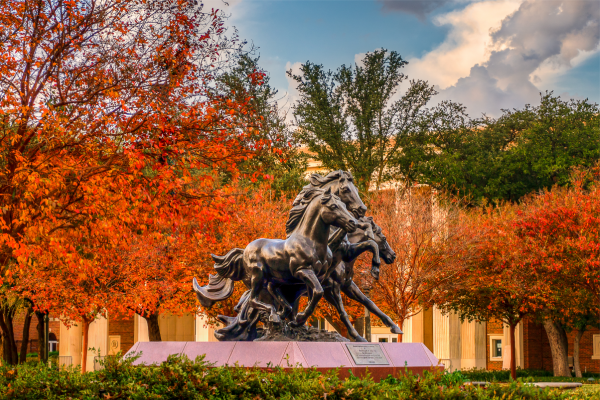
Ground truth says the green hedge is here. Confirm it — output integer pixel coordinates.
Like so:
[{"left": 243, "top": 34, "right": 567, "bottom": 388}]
[
  {"left": 461, "top": 368, "right": 599, "bottom": 383},
  {"left": 0, "top": 354, "right": 594, "bottom": 399}
]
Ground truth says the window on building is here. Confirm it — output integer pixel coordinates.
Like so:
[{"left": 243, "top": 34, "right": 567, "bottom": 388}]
[
  {"left": 489, "top": 336, "right": 503, "bottom": 360},
  {"left": 379, "top": 338, "right": 388, "bottom": 342},
  {"left": 392, "top": 338, "right": 397, "bottom": 343},
  {"left": 493, "top": 340, "right": 502, "bottom": 357}
]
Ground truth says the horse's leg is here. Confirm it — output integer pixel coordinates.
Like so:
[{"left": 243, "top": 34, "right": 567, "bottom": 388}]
[
  {"left": 323, "top": 282, "right": 366, "bottom": 342},
  {"left": 342, "top": 281, "right": 402, "bottom": 334},
  {"left": 248, "top": 262, "right": 281, "bottom": 323},
  {"left": 343, "top": 240, "right": 381, "bottom": 279},
  {"left": 289, "top": 269, "right": 323, "bottom": 327},
  {"left": 290, "top": 289, "right": 305, "bottom": 320},
  {"left": 267, "top": 282, "right": 294, "bottom": 318}
]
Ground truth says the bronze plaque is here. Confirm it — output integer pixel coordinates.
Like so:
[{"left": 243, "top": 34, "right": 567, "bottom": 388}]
[{"left": 345, "top": 344, "right": 389, "bottom": 365}]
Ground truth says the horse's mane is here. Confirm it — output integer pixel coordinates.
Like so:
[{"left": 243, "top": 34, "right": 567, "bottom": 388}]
[
  {"left": 291, "top": 170, "right": 353, "bottom": 210},
  {"left": 286, "top": 187, "right": 332, "bottom": 237},
  {"left": 308, "top": 170, "right": 354, "bottom": 187}
]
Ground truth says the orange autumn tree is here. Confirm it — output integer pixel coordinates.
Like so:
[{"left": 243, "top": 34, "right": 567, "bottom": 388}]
[
  {"left": 351, "top": 186, "right": 480, "bottom": 339},
  {"left": 0, "top": 0, "right": 263, "bottom": 364},
  {"left": 431, "top": 167, "right": 600, "bottom": 379},
  {"left": 509, "top": 167, "right": 600, "bottom": 377},
  {"left": 431, "top": 202, "right": 552, "bottom": 380}
]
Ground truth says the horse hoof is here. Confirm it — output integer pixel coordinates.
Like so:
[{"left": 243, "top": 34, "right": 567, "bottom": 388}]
[
  {"left": 390, "top": 325, "right": 403, "bottom": 334},
  {"left": 289, "top": 317, "right": 306, "bottom": 328},
  {"left": 354, "top": 336, "right": 368, "bottom": 342}
]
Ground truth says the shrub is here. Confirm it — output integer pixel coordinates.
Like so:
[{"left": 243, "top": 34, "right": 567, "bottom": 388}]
[
  {"left": 461, "top": 368, "right": 554, "bottom": 382},
  {"left": 0, "top": 355, "right": 593, "bottom": 399}
]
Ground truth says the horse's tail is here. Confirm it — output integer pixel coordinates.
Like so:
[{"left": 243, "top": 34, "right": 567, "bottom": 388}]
[
  {"left": 192, "top": 248, "right": 245, "bottom": 308},
  {"left": 212, "top": 248, "right": 246, "bottom": 281}
]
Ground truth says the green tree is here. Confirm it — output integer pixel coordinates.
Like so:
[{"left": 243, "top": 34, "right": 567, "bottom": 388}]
[
  {"left": 289, "top": 49, "right": 466, "bottom": 191},
  {"left": 415, "top": 92, "right": 600, "bottom": 203},
  {"left": 214, "top": 55, "right": 307, "bottom": 196}
]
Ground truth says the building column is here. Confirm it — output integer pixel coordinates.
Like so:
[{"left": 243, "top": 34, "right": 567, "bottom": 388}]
[
  {"left": 85, "top": 315, "right": 109, "bottom": 372},
  {"left": 502, "top": 322, "right": 524, "bottom": 369},
  {"left": 59, "top": 321, "right": 82, "bottom": 368},
  {"left": 406, "top": 308, "right": 433, "bottom": 352},
  {"left": 134, "top": 314, "right": 149, "bottom": 343},
  {"left": 460, "top": 319, "right": 487, "bottom": 369},
  {"left": 433, "top": 307, "right": 448, "bottom": 357},
  {"left": 401, "top": 315, "right": 413, "bottom": 343},
  {"left": 433, "top": 306, "right": 452, "bottom": 369},
  {"left": 195, "top": 314, "right": 210, "bottom": 342},
  {"left": 448, "top": 312, "right": 462, "bottom": 371}
]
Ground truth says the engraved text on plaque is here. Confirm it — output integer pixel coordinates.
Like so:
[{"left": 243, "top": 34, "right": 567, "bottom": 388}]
[{"left": 345, "top": 344, "right": 389, "bottom": 365}]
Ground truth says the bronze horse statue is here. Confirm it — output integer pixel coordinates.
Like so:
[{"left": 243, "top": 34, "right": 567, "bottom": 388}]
[
  {"left": 193, "top": 170, "right": 401, "bottom": 341},
  {"left": 194, "top": 187, "right": 357, "bottom": 330}
]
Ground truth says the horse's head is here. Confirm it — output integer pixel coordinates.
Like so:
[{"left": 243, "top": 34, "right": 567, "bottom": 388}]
[
  {"left": 319, "top": 187, "right": 357, "bottom": 233},
  {"left": 349, "top": 217, "right": 396, "bottom": 265},
  {"left": 309, "top": 171, "right": 367, "bottom": 218},
  {"left": 369, "top": 217, "right": 396, "bottom": 264}
]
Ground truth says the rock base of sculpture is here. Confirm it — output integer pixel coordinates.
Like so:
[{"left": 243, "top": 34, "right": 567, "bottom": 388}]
[
  {"left": 125, "top": 341, "right": 442, "bottom": 381},
  {"left": 256, "top": 324, "right": 350, "bottom": 342}
]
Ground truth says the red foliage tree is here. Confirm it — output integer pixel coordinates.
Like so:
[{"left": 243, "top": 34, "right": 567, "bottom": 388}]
[
  {"left": 510, "top": 167, "right": 600, "bottom": 376},
  {"left": 433, "top": 167, "right": 600, "bottom": 378},
  {"left": 0, "top": 0, "right": 264, "bottom": 365}
]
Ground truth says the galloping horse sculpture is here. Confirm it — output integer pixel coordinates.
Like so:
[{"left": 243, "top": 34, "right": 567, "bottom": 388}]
[{"left": 193, "top": 170, "right": 402, "bottom": 342}]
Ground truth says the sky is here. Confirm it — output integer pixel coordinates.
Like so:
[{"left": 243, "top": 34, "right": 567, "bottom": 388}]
[{"left": 205, "top": 0, "right": 600, "bottom": 118}]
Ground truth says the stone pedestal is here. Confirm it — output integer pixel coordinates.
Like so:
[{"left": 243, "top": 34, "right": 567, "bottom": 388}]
[{"left": 125, "top": 341, "right": 442, "bottom": 381}]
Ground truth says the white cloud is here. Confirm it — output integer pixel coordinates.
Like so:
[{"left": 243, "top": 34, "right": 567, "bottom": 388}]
[
  {"left": 398, "top": 0, "right": 600, "bottom": 117},
  {"left": 404, "top": 0, "right": 522, "bottom": 89}
]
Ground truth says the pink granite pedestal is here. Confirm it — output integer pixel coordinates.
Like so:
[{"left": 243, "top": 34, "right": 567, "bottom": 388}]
[{"left": 125, "top": 341, "right": 442, "bottom": 381}]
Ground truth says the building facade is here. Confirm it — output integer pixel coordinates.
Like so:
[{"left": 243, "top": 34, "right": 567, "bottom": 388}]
[{"left": 11, "top": 308, "right": 600, "bottom": 374}]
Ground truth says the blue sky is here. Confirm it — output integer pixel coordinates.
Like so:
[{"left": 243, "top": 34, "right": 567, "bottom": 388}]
[{"left": 209, "top": 0, "right": 600, "bottom": 118}]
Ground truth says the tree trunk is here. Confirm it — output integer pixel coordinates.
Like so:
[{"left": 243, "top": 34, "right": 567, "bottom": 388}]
[
  {"left": 398, "top": 318, "right": 404, "bottom": 343},
  {"left": 543, "top": 319, "right": 570, "bottom": 377},
  {"left": 35, "top": 311, "right": 46, "bottom": 362},
  {"left": 509, "top": 323, "right": 517, "bottom": 380},
  {"left": 143, "top": 312, "right": 162, "bottom": 341},
  {"left": 81, "top": 318, "right": 91, "bottom": 373},
  {"left": 0, "top": 307, "right": 18, "bottom": 365},
  {"left": 19, "top": 307, "right": 33, "bottom": 364},
  {"left": 573, "top": 328, "right": 585, "bottom": 378}
]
